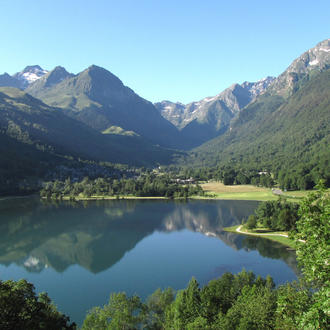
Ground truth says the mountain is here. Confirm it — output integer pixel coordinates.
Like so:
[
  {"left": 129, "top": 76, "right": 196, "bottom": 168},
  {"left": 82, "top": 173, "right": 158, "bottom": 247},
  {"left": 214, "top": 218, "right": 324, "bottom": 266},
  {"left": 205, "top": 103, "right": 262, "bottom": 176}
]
[
  {"left": 27, "top": 66, "right": 74, "bottom": 91},
  {"left": 26, "top": 65, "right": 184, "bottom": 149},
  {"left": 12, "top": 65, "right": 48, "bottom": 89},
  {"left": 269, "top": 38, "right": 330, "bottom": 96},
  {"left": 155, "top": 77, "right": 275, "bottom": 148},
  {"left": 0, "top": 73, "right": 21, "bottom": 88},
  {"left": 0, "top": 87, "right": 178, "bottom": 168},
  {"left": 241, "top": 76, "right": 277, "bottom": 98},
  {"left": 189, "top": 39, "right": 330, "bottom": 186}
]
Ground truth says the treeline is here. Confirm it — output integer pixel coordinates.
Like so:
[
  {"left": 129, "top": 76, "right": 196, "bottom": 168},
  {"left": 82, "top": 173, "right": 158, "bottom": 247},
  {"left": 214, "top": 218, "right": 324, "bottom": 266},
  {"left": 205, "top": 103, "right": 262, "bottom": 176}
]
[
  {"left": 246, "top": 199, "right": 300, "bottom": 231},
  {"left": 40, "top": 174, "right": 204, "bottom": 199},
  {"left": 168, "top": 165, "right": 276, "bottom": 188},
  {"left": 81, "top": 271, "right": 325, "bottom": 329},
  {"left": 168, "top": 159, "right": 330, "bottom": 190},
  {"left": 83, "top": 271, "right": 279, "bottom": 329}
]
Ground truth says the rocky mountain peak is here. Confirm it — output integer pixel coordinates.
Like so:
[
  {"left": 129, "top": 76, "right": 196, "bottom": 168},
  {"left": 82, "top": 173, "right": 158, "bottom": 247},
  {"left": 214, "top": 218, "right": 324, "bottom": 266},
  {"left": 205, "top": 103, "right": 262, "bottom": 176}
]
[
  {"left": 42, "top": 66, "right": 72, "bottom": 87},
  {"left": 13, "top": 65, "right": 48, "bottom": 88},
  {"left": 269, "top": 38, "right": 330, "bottom": 96},
  {"left": 241, "top": 76, "right": 276, "bottom": 98},
  {"left": 0, "top": 72, "right": 22, "bottom": 89}
]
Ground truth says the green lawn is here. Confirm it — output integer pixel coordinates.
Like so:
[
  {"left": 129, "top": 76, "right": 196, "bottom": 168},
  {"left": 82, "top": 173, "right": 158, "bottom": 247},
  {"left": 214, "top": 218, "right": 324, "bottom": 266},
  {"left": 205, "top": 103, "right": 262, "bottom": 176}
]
[
  {"left": 201, "top": 190, "right": 278, "bottom": 201},
  {"left": 199, "top": 181, "right": 311, "bottom": 202}
]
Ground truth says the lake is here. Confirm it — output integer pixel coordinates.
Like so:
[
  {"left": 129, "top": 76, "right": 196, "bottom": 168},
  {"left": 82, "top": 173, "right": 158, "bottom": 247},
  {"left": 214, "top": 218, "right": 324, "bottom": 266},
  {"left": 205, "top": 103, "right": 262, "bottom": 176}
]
[{"left": 0, "top": 197, "right": 298, "bottom": 325}]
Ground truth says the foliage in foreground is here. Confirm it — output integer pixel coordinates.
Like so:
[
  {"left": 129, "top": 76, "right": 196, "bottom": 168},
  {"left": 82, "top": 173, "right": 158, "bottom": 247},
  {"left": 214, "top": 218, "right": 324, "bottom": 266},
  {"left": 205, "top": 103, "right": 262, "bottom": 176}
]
[
  {"left": 0, "top": 279, "right": 75, "bottom": 330},
  {"left": 82, "top": 270, "right": 327, "bottom": 330}
]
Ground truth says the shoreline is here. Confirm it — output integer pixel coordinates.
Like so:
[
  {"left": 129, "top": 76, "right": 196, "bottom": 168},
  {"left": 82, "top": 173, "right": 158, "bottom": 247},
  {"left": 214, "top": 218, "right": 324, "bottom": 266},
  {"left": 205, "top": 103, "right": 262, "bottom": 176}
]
[
  {"left": 0, "top": 194, "right": 38, "bottom": 201},
  {"left": 48, "top": 195, "right": 169, "bottom": 201},
  {"left": 223, "top": 224, "right": 297, "bottom": 249}
]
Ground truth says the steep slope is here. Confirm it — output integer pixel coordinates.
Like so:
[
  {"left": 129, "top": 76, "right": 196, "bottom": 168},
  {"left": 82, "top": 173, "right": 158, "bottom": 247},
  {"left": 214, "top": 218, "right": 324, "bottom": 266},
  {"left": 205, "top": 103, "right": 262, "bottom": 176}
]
[
  {"left": 26, "top": 65, "right": 184, "bottom": 149},
  {"left": 192, "top": 68, "right": 330, "bottom": 183},
  {"left": 188, "top": 39, "right": 330, "bottom": 170},
  {"left": 0, "top": 73, "right": 21, "bottom": 88},
  {"left": 26, "top": 66, "right": 74, "bottom": 92},
  {"left": 269, "top": 38, "right": 330, "bottom": 96},
  {"left": 0, "top": 87, "right": 178, "bottom": 167},
  {"left": 155, "top": 77, "right": 275, "bottom": 148}
]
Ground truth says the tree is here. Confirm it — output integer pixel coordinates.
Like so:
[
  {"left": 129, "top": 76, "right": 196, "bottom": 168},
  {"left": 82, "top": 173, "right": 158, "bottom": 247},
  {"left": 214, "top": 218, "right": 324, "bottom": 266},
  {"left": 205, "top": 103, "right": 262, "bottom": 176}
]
[
  {"left": 82, "top": 292, "right": 145, "bottom": 329},
  {"left": 275, "top": 281, "right": 311, "bottom": 329},
  {"left": 246, "top": 215, "right": 257, "bottom": 229},
  {"left": 0, "top": 279, "right": 75, "bottom": 330},
  {"left": 293, "top": 183, "right": 330, "bottom": 328},
  {"left": 145, "top": 288, "right": 174, "bottom": 329},
  {"left": 165, "top": 278, "right": 201, "bottom": 329},
  {"left": 294, "top": 185, "right": 329, "bottom": 286},
  {"left": 223, "top": 285, "right": 276, "bottom": 329}
]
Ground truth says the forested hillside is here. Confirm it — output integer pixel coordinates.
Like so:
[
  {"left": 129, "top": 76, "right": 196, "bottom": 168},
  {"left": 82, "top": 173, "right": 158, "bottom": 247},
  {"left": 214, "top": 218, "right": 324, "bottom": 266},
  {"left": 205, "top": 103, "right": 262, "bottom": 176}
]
[
  {"left": 0, "top": 87, "right": 178, "bottom": 166},
  {"left": 186, "top": 69, "right": 330, "bottom": 188}
]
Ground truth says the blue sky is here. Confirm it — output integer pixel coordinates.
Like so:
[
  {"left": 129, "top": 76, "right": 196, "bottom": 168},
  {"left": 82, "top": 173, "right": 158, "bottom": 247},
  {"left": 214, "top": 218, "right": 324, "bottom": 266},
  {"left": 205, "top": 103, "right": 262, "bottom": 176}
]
[{"left": 1, "top": 0, "right": 329, "bottom": 103}]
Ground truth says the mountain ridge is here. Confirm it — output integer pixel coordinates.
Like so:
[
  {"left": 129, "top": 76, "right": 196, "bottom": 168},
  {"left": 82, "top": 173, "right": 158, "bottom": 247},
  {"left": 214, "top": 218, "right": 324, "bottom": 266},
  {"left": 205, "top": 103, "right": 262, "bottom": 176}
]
[
  {"left": 155, "top": 76, "right": 275, "bottom": 148},
  {"left": 0, "top": 87, "right": 179, "bottom": 167},
  {"left": 26, "top": 64, "right": 186, "bottom": 149}
]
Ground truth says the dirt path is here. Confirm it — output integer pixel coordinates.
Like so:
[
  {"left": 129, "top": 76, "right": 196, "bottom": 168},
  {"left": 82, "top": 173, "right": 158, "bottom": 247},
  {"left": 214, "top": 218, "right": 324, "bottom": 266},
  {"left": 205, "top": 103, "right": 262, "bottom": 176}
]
[
  {"left": 236, "top": 225, "right": 305, "bottom": 243},
  {"left": 236, "top": 225, "right": 289, "bottom": 237}
]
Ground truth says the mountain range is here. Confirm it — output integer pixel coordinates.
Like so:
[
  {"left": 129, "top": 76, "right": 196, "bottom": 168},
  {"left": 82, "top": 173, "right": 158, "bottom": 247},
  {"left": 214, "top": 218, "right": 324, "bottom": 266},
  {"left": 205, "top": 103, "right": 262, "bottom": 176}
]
[
  {"left": 188, "top": 38, "right": 330, "bottom": 185},
  {"left": 155, "top": 77, "right": 275, "bottom": 148},
  {"left": 0, "top": 38, "right": 329, "bottom": 184}
]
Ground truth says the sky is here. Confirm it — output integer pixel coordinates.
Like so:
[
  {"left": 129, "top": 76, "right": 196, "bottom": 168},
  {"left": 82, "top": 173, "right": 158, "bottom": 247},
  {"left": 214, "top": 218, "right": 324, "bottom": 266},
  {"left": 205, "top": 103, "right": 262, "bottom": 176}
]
[{"left": 0, "top": 0, "right": 329, "bottom": 104}]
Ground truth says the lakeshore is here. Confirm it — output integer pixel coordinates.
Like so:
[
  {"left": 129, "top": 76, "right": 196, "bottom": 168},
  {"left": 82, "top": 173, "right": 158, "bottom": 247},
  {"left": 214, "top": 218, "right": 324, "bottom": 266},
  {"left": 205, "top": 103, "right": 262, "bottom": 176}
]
[
  {"left": 8, "top": 182, "right": 312, "bottom": 202},
  {"left": 223, "top": 224, "right": 298, "bottom": 249}
]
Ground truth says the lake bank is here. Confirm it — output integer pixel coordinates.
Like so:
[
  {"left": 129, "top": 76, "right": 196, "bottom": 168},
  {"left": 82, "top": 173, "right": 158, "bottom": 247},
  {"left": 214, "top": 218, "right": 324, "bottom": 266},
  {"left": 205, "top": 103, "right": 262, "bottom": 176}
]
[
  {"left": 223, "top": 224, "right": 297, "bottom": 249},
  {"left": 2, "top": 182, "right": 311, "bottom": 202}
]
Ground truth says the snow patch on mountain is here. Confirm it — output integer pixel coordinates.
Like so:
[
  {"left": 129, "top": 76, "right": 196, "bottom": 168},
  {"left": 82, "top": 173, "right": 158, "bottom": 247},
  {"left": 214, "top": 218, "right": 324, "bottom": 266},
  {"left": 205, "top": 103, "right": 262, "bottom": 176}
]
[
  {"left": 13, "top": 65, "right": 48, "bottom": 88},
  {"left": 309, "top": 59, "right": 319, "bottom": 66},
  {"left": 156, "top": 76, "right": 275, "bottom": 130}
]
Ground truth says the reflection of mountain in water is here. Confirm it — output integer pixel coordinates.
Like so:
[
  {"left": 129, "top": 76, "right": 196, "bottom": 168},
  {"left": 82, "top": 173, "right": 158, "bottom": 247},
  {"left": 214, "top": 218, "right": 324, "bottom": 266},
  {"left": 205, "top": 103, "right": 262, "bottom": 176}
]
[{"left": 0, "top": 198, "right": 297, "bottom": 275}]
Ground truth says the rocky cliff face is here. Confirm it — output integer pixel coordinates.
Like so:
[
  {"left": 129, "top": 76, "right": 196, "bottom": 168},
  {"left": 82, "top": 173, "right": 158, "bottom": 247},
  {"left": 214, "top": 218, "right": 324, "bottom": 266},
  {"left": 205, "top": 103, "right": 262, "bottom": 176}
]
[
  {"left": 156, "top": 77, "right": 275, "bottom": 130},
  {"left": 269, "top": 39, "right": 330, "bottom": 97}
]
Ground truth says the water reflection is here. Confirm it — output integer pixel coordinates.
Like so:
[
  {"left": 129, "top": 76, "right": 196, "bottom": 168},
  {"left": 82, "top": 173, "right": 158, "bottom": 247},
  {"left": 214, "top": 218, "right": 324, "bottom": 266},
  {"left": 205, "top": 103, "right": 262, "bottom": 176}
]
[{"left": 0, "top": 198, "right": 297, "bottom": 275}]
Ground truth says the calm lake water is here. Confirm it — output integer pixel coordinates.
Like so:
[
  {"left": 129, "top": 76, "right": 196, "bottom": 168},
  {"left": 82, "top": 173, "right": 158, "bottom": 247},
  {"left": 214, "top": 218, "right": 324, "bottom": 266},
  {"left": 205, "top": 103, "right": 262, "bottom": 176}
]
[{"left": 0, "top": 197, "right": 298, "bottom": 325}]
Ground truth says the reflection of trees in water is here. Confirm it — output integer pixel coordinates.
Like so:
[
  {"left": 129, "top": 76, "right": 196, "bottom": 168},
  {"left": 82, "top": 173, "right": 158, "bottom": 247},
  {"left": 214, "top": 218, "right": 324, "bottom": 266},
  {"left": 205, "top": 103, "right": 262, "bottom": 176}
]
[
  {"left": 240, "top": 236, "right": 299, "bottom": 275},
  {"left": 0, "top": 198, "right": 297, "bottom": 275}
]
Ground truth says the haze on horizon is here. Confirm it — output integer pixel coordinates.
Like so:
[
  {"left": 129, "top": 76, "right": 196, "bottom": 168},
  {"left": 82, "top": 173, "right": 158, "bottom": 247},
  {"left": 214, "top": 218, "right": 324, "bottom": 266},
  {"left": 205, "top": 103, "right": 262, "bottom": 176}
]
[{"left": 1, "top": 0, "right": 329, "bottom": 103}]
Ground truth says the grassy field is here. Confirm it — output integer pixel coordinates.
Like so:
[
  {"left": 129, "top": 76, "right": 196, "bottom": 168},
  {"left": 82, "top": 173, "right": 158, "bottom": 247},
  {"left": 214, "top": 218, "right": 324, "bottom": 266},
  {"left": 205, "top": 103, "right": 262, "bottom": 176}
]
[
  {"left": 200, "top": 182, "right": 310, "bottom": 202},
  {"left": 223, "top": 225, "right": 298, "bottom": 249}
]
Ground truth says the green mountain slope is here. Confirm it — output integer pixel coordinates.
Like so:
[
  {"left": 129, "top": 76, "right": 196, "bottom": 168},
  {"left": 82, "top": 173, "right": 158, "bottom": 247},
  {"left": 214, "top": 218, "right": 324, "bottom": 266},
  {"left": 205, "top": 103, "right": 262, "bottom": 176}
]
[
  {"left": 190, "top": 69, "right": 330, "bottom": 184},
  {"left": 0, "top": 87, "right": 178, "bottom": 167},
  {"left": 26, "top": 65, "right": 184, "bottom": 149}
]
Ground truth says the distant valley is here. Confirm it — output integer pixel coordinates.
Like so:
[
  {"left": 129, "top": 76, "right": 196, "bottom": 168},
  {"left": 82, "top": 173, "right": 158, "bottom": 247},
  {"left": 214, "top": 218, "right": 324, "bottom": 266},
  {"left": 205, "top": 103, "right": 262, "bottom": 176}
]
[{"left": 155, "top": 76, "right": 275, "bottom": 148}]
